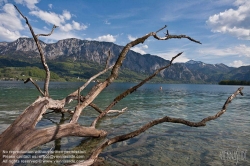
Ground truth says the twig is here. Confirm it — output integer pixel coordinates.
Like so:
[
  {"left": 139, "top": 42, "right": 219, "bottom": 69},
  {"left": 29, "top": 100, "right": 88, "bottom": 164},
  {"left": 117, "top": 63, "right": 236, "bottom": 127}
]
[
  {"left": 24, "top": 78, "right": 45, "bottom": 96},
  {"left": 36, "top": 25, "right": 58, "bottom": 37},
  {"left": 152, "top": 33, "right": 202, "bottom": 44},
  {"left": 78, "top": 87, "right": 80, "bottom": 105},
  {"left": 89, "top": 103, "right": 103, "bottom": 114},
  {"left": 107, "top": 107, "right": 128, "bottom": 114},
  {"left": 155, "top": 25, "right": 167, "bottom": 33}
]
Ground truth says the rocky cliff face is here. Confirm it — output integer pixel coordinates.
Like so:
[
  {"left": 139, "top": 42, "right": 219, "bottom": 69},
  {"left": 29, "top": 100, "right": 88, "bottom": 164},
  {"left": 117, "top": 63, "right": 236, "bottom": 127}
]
[
  {"left": 0, "top": 37, "right": 170, "bottom": 73},
  {"left": 1, "top": 37, "right": 248, "bottom": 83}
]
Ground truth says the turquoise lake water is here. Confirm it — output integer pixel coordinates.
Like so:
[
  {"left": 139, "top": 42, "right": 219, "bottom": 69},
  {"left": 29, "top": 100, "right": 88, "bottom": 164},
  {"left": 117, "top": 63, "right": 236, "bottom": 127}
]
[{"left": 0, "top": 81, "right": 249, "bottom": 165}]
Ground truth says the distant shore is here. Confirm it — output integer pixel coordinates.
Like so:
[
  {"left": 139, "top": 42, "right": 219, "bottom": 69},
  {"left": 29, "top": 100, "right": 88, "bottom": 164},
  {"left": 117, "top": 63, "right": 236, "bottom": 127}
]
[{"left": 219, "top": 80, "right": 250, "bottom": 86}]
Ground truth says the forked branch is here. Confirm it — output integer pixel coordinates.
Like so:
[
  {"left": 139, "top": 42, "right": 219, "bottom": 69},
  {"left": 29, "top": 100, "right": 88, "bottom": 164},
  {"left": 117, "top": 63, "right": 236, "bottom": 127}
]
[{"left": 14, "top": 5, "right": 56, "bottom": 97}]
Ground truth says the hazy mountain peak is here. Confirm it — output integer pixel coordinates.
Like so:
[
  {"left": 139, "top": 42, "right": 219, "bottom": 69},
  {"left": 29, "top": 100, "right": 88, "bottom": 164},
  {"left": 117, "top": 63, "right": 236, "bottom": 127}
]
[{"left": 186, "top": 60, "right": 203, "bottom": 64}]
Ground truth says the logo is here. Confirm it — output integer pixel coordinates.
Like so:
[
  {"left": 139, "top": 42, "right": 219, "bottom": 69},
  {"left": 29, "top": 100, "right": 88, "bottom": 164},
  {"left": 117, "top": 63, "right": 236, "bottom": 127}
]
[{"left": 219, "top": 146, "right": 247, "bottom": 165}]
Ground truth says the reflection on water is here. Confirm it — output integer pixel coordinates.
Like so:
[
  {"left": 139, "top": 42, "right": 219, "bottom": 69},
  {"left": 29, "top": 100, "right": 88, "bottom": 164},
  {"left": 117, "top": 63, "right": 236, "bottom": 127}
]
[{"left": 0, "top": 81, "right": 249, "bottom": 165}]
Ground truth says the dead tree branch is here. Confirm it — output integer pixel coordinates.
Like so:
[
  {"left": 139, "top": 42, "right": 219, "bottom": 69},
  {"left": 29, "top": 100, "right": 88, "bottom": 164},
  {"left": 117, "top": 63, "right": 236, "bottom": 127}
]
[
  {"left": 24, "top": 78, "right": 45, "bottom": 96},
  {"left": 0, "top": 97, "right": 107, "bottom": 165},
  {"left": 91, "top": 52, "right": 183, "bottom": 127},
  {"left": 14, "top": 5, "right": 53, "bottom": 97},
  {"left": 70, "top": 27, "right": 200, "bottom": 124},
  {"left": 71, "top": 87, "right": 243, "bottom": 166},
  {"left": 107, "top": 107, "right": 128, "bottom": 114},
  {"left": 36, "top": 25, "right": 58, "bottom": 37},
  {"left": 88, "top": 103, "right": 103, "bottom": 114},
  {"left": 66, "top": 65, "right": 114, "bottom": 104}
]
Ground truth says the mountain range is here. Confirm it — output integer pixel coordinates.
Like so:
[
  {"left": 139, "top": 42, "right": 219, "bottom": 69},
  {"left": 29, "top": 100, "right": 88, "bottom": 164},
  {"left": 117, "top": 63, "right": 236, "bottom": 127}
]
[{"left": 0, "top": 38, "right": 249, "bottom": 83}]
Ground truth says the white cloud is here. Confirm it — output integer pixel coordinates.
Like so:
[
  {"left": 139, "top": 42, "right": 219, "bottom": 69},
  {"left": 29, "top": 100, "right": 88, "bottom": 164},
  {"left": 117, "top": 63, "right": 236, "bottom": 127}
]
[
  {"left": 128, "top": 34, "right": 137, "bottom": 41},
  {"left": 14, "top": 0, "right": 86, "bottom": 33},
  {"left": 33, "top": 27, "right": 83, "bottom": 41},
  {"left": 14, "top": 0, "right": 39, "bottom": 10},
  {"left": 229, "top": 60, "right": 244, "bottom": 67},
  {"left": 0, "top": 2, "right": 87, "bottom": 41},
  {"left": 104, "top": 20, "right": 110, "bottom": 25},
  {"left": 62, "top": 10, "right": 71, "bottom": 20},
  {"left": 207, "top": 0, "right": 250, "bottom": 40},
  {"left": 72, "top": 20, "right": 87, "bottom": 30},
  {"left": 60, "top": 23, "right": 72, "bottom": 32},
  {"left": 128, "top": 35, "right": 149, "bottom": 54},
  {"left": 198, "top": 47, "right": 233, "bottom": 56},
  {"left": 59, "top": 21, "right": 87, "bottom": 32},
  {"left": 233, "top": 44, "right": 250, "bottom": 57},
  {"left": 48, "top": 4, "right": 52, "bottom": 9},
  {"left": 198, "top": 44, "right": 250, "bottom": 57},
  {"left": 131, "top": 44, "right": 148, "bottom": 55},
  {"left": 29, "top": 10, "right": 66, "bottom": 26},
  {"left": 96, "top": 34, "right": 116, "bottom": 42},
  {"left": 131, "top": 46, "right": 146, "bottom": 55},
  {"left": 29, "top": 9, "right": 87, "bottom": 32},
  {"left": 0, "top": 3, "right": 24, "bottom": 41},
  {"left": 156, "top": 51, "right": 190, "bottom": 63},
  {"left": 0, "top": 26, "right": 22, "bottom": 41}
]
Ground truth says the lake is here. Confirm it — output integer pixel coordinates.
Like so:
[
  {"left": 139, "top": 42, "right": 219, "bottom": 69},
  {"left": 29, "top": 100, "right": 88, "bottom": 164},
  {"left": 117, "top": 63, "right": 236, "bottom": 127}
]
[{"left": 0, "top": 81, "right": 249, "bottom": 165}]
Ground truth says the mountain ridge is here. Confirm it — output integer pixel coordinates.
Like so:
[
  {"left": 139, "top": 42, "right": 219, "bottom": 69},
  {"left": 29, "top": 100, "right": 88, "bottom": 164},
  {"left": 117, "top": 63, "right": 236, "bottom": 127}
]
[{"left": 0, "top": 38, "right": 249, "bottom": 83}]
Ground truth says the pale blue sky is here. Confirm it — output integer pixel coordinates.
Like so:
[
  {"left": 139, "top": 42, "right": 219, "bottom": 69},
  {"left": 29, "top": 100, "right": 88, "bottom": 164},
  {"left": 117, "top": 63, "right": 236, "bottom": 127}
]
[{"left": 0, "top": 0, "right": 250, "bottom": 67}]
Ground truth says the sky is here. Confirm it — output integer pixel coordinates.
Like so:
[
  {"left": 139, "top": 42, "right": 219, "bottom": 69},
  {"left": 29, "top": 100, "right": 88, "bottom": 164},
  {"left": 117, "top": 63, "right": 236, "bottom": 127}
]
[{"left": 0, "top": 0, "right": 250, "bottom": 67}]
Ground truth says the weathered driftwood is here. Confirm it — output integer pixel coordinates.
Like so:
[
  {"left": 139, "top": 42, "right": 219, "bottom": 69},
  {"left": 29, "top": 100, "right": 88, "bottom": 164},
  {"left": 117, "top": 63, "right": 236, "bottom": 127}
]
[
  {"left": 71, "top": 87, "right": 243, "bottom": 166},
  {"left": 0, "top": 5, "right": 244, "bottom": 166}
]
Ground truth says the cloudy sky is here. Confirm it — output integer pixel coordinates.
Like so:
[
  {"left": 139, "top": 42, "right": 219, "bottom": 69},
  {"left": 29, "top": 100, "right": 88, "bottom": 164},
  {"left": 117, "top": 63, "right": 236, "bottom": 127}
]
[{"left": 0, "top": 0, "right": 250, "bottom": 67}]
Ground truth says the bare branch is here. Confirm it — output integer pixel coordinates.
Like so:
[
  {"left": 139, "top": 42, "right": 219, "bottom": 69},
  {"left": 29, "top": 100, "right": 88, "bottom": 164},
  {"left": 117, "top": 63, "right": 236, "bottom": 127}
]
[
  {"left": 36, "top": 25, "right": 58, "bottom": 37},
  {"left": 91, "top": 52, "right": 183, "bottom": 127},
  {"left": 78, "top": 87, "right": 80, "bottom": 105},
  {"left": 74, "top": 87, "right": 243, "bottom": 166},
  {"left": 200, "top": 87, "right": 243, "bottom": 123},
  {"left": 89, "top": 103, "right": 103, "bottom": 114},
  {"left": 153, "top": 32, "right": 202, "bottom": 44},
  {"left": 155, "top": 25, "right": 167, "bottom": 33},
  {"left": 154, "top": 26, "right": 201, "bottom": 44},
  {"left": 14, "top": 5, "right": 26, "bottom": 20},
  {"left": 67, "top": 65, "right": 114, "bottom": 102},
  {"left": 24, "top": 78, "right": 45, "bottom": 96},
  {"left": 14, "top": 5, "right": 54, "bottom": 97},
  {"left": 107, "top": 107, "right": 128, "bottom": 114}
]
